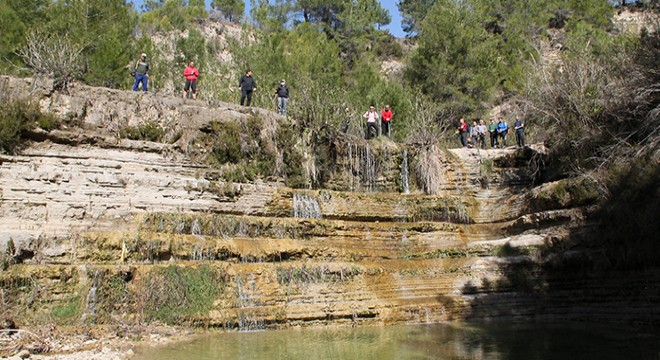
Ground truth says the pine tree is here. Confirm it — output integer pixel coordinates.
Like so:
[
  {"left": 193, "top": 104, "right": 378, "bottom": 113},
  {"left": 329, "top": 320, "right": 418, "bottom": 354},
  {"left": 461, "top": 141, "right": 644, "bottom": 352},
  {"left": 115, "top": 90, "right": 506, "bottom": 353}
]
[{"left": 211, "top": 0, "right": 245, "bottom": 22}]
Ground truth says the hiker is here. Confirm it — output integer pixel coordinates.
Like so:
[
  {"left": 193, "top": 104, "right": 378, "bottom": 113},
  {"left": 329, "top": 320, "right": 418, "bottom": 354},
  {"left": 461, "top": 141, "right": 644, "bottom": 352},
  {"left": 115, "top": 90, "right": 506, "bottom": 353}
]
[
  {"left": 238, "top": 70, "right": 257, "bottom": 106},
  {"left": 183, "top": 61, "right": 199, "bottom": 99},
  {"left": 514, "top": 117, "right": 525, "bottom": 147},
  {"left": 275, "top": 79, "right": 289, "bottom": 115},
  {"left": 488, "top": 119, "right": 499, "bottom": 148},
  {"left": 132, "top": 53, "right": 149, "bottom": 92},
  {"left": 381, "top": 105, "right": 393, "bottom": 138},
  {"left": 475, "top": 119, "right": 488, "bottom": 149},
  {"left": 497, "top": 117, "right": 509, "bottom": 147},
  {"left": 469, "top": 120, "right": 479, "bottom": 147},
  {"left": 458, "top": 118, "right": 468, "bottom": 147},
  {"left": 363, "top": 105, "right": 379, "bottom": 139}
]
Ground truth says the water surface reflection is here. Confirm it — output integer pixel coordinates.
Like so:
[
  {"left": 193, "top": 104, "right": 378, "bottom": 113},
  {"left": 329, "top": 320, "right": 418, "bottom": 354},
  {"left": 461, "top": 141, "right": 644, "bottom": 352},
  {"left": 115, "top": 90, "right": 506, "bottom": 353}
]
[{"left": 134, "top": 322, "right": 660, "bottom": 360}]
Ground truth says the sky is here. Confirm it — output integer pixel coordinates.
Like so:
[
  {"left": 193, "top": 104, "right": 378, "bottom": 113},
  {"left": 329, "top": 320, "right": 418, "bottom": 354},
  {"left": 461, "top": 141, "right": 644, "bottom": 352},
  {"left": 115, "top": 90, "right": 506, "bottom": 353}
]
[{"left": 129, "top": 0, "right": 406, "bottom": 38}]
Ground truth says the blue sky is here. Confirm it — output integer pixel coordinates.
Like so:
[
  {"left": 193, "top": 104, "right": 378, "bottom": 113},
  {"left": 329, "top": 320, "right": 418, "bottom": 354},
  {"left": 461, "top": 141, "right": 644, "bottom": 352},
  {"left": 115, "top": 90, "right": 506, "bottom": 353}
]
[{"left": 129, "top": 1, "right": 405, "bottom": 38}]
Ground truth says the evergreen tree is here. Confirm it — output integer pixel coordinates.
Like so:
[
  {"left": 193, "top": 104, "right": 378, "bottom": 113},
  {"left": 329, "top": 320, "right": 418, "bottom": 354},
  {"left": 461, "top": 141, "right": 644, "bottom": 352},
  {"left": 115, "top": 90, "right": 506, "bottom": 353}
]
[
  {"left": 212, "top": 0, "right": 245, "bottom": 22},
  {"left": 40, "top": 0, "right": 137, "bottom": 87},
  {"left": 339, "top": 0, "right": 391, "bottom": 36},
  {"left": 295, "top": 0, "right": 346, "bottom": 29},
  {"left": 141, "top": 0, "right": 206, "bottom": 32},
  {"left": 250, "top": 0, "right": 294, "bottom": 31},
  {"left": 398, "top": 0, "right": 437, "bottom": 36},
  {"left": 0, "top": 0, "right": 49, "bottom": 71}
]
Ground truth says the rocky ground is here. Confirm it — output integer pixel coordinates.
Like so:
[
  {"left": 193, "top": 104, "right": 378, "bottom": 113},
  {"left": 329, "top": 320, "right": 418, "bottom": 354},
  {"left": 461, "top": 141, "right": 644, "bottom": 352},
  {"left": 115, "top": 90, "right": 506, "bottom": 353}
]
[{"left": 1, "top": 324, "right": 190, "bottom": 359}]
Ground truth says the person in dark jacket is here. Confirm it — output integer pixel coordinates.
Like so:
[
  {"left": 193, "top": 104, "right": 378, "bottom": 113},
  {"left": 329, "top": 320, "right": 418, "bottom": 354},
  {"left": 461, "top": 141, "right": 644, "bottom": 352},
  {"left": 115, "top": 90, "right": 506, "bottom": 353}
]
[
  {"left": 275, "top": 79, "right": 289, "bottom": 115},
  {"left": 238, "top": 70, "right": 257, "bottom": 106},
  {"left": 514, "top": 117, "right": 525, "bottom": 147},
  {"left": 132, "top": 53, "right": 149, "bottom": 92}
]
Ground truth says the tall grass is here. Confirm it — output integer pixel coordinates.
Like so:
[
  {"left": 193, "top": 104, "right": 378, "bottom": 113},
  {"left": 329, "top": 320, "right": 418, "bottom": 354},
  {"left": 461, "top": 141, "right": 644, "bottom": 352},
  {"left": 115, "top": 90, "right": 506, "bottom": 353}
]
[{"left": 140, "top": 265, "right": 226, "bottom": 325}]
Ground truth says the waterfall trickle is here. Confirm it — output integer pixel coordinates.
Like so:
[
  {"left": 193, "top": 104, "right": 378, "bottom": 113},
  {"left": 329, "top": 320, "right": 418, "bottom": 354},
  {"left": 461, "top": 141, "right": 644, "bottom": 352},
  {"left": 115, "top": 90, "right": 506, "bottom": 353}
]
[
  {"left": 346, "top": 143, "right": 378, "bottom": 192},
  {"left": 364, "top": 145, "right": 377, "bottom": 192},
  {"left": 293, "top": 192, "right": 322, "bottom": 219},
  {"left": 400, "top": 149, "right": 410, "bottom": 194},
  {"left": 81, "top": 269, "right": 100, "bottom": 323},
  {"left": 191, "top": 218, "right": 202, "bottom": 236},
  {"left": 235, "top": 274, "right": 265, "bottom": 331}
]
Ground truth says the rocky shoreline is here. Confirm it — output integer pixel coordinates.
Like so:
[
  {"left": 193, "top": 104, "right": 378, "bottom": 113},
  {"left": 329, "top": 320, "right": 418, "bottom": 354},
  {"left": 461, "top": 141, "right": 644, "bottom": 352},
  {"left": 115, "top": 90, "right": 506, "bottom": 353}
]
[{"left": 1, "top": 324, "right": 190, "bottom": 360}]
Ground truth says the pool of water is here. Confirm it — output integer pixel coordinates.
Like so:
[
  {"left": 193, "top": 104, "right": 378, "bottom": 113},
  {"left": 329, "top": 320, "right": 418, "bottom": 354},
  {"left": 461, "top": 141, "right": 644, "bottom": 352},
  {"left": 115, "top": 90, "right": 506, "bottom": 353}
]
[{"left": 133, "top": 322, "right": 660, "bottom": 360}]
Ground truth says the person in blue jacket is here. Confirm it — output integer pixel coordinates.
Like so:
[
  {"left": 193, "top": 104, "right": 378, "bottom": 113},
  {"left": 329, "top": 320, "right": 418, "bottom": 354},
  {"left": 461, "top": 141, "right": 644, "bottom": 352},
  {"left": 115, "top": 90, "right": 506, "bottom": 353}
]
[{"left": 496, "top": 117, "right": 509, "bottom": 147}]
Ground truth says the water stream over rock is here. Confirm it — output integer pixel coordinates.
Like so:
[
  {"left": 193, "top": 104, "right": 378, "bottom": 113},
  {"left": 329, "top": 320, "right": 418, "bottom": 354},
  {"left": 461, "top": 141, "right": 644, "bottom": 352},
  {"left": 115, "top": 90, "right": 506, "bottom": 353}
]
[
  {"left": 400, "top": 149, "right": 410, "bottom": 195},
  {"left": 293, "top": 192, "right": 322, "bottom": 219}
]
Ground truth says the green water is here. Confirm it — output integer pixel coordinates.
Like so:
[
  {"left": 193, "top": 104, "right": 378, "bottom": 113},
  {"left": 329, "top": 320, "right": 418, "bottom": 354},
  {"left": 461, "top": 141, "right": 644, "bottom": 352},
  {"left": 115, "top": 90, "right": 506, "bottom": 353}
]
[{"left": 133, "top": 322, "right": 660, "bottom": 360}]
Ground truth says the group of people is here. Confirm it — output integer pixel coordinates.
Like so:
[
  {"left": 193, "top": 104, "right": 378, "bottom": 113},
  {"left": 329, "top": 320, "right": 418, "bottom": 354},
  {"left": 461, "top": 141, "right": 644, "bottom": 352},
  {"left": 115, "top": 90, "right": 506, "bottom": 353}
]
[
  {"left": 238, "top": 70, "right": 290, "bottom": 115},
  {"left": 458, "top": 117, "right": 525, "bottom": 149},
  {"left": 131, "top": 54, "right": 526, "bottom": 148},
  {"left": 130, "top": 54, "right": 290, "bottom": 114},
  {"left": 362, "top": 105, "right": 394, "bottom": 139}
]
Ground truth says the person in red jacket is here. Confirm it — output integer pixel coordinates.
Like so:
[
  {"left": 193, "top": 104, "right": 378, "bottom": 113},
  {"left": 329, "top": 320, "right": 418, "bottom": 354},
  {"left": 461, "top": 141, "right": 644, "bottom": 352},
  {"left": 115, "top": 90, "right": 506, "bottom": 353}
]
[
  {"left": 457, "top": 118, "right": 468, "bottom": 147},
  {"left": 381, "top": 104, "right": 393, "bottom": 138},
  {"left": 183, "top": 61, "right": 199, "bottom": 99}
]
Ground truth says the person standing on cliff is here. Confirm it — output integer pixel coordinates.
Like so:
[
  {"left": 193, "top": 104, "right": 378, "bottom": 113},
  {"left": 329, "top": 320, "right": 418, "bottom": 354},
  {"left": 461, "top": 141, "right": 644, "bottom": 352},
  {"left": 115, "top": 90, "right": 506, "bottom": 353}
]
[
  {"left": 457, "top": 118, "right": 468, "bottom": 147},
  {"left": 488, "top": 119, "right": 499, "bottom": 148},
  {"left": 475, "top": 119, "right": 487, "bottom": 149},
  {"left": 238, "top": 70, "right": 257, "bottom": 107},
  {"left": 514, "top": 117, "right": 525, "bottom": 147},
  {"left": 469, "top": 120, "right": 479, "bottom": 147},
  {"left": 132, "top": 53, "right": 149, "bottom": 92},
  {"left": 182, "top": 61, "right": 199, "bottom": 100},
  {"left": 497, "top": 117, "right": 509, "bottom": 147},
  {"left": 275, "top": 79, "right": 289, "bottom": 115},
  {"left": 363, "top": 105, "right": 379, "bottom": 139},
  {"left": 381, "top": 104, "right": 393, "bottom": 138}
]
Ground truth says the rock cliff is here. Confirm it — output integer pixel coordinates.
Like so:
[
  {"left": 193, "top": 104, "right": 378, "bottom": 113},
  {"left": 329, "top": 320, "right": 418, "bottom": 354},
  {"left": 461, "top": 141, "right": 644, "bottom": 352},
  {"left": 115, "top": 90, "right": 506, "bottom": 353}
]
[{"left": 0, "top": 76, "right": 657, "bottom": 336}]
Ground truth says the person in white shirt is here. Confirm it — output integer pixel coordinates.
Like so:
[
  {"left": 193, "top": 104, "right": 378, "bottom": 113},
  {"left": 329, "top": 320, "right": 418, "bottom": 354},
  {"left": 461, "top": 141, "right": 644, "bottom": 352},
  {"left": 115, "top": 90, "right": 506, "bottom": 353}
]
[{"left": 363, "top": 105, "right": 380, "bottom": 139}]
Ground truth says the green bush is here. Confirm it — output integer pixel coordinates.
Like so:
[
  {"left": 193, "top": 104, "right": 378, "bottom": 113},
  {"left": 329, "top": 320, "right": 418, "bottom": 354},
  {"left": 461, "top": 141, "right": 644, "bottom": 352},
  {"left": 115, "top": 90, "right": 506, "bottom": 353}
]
[
  {"left": 141, "top": 265, "right": 226, "bottom": 324},
  {"left": 119, "top": 121, "right": 165, "bottom": 142},
  {"left": 210, "top": 121, "right": 243, "bottom": 164},
  {"left": 0, "top": 99, "right": 59, "bottom": 154}
]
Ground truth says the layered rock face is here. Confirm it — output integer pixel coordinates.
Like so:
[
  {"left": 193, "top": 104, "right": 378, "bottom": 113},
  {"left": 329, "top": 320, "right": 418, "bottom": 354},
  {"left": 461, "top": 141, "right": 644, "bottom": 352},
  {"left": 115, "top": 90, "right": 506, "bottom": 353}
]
[{"left": 0, "top": 76, "right": 656, "bottom": 330}]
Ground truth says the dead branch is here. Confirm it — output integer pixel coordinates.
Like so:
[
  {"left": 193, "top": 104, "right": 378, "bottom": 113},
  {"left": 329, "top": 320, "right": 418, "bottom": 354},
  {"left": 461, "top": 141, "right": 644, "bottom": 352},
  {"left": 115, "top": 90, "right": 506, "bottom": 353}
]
[{"left": 16, "top": 32, "right": 84, "bottom": 93}]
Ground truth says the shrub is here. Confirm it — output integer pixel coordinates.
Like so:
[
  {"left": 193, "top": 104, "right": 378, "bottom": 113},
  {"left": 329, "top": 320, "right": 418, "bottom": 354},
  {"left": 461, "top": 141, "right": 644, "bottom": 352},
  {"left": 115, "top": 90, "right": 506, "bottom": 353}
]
[
  {"left": 140, "top": 265, "right": 226, "bottom": 325},
  {"left": 119, "top": 121, "right": 165, "bottom": 142},
  {"left": 0, "top": 99, "right": 59, "bottom": 154}
]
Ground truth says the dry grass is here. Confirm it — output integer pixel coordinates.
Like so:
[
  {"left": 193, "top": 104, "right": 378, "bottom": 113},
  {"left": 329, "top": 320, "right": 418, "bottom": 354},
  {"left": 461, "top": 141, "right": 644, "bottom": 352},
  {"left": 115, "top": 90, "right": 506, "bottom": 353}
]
[{"left": 414, "top": 145, "right": 446, "bottom": 195}]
